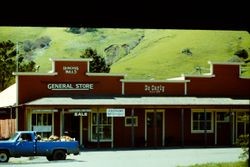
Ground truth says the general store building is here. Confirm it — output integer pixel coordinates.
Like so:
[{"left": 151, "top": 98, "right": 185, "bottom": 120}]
[{"left": 2, "top": 58, "right": 249, "bottom": 148}]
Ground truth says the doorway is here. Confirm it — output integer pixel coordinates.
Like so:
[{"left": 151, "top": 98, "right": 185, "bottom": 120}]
[
  {"left": 64, "top": 113, "right": 80, "bottom": 141},
  {"left": 216, "top": 112, "right": 231, "bottom": 146},
  {"left": 146, "top": 109, "right": 164, "bottom": 147}
]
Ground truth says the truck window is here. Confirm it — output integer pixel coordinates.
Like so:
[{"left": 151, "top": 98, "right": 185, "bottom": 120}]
[{"left": 20, "top": 133, "right": 32, "bottom": 141}]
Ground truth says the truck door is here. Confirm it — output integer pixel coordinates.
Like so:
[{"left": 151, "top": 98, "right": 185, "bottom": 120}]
[{"left": 15, "top": 133, "right": 35, "bottom": 156}]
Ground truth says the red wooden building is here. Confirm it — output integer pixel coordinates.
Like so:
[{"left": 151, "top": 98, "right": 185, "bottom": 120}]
[{"left": 3, "top": 58, "right": 250, "bottom": 148}]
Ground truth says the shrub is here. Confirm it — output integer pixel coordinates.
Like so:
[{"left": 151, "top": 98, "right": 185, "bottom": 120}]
[{"left": 236, "top": 134, "right": 249, "bottom": 161}]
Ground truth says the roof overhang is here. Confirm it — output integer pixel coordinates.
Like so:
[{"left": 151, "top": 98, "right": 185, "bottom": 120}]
[
  {"left": 25, "top": 96, "right": 250, "bottom": 108},
  {"left": 0, "top": 84, "right": 16, "bottom": 108}
]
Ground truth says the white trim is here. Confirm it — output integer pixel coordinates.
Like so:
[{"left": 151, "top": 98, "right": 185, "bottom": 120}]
[
  {"left": 239, "top": 76, "right": 250, "bottom": 79},
  {"left": 208, "top": 61, "right": 244, "bottom": 65},
  {"left": 122, "top": 82, "right": 125, "bottom": 95},
  {"left": 13, "top": 72, "right": 58, "bottom": 76},
  {"left": 50, "top": 58, "right": 93, "bottom": 62},
  {"left": 121, "top": 79, "right": 189, "bottom": 83},
  {"left": 183, "top": 74, "right": 215, "bottom": 78},
  {"left": 232, "top": 111, "right": 235, "bottom": 144},
  {"left": 86, "top": 73, "right": 125, "bottom": 77},
  {"left": 184, "top": 82, "right": 187, "bottom": 95}
]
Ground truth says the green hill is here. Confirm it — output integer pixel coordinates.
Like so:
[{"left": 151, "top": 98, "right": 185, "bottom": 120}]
[{"left": 0, "top": 27, "right": 249, "bottom": 80}]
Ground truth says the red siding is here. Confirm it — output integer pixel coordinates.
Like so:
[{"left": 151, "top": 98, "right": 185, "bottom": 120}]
[{"left": 186, "top": 64, "right": 250, "bottom": 97}]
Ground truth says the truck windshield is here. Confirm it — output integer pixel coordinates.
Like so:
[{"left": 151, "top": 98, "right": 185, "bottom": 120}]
[{"left": 8, "top": 132, "right": 19, "bottom": 141}]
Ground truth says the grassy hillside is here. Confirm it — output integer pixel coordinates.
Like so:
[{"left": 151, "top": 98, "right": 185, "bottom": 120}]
[{"left": 0, "top": 27, "right": 249, "bottom": 80}]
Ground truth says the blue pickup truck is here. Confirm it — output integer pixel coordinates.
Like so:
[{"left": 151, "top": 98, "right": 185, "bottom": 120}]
[{"left": 0, "top": 131, "right": 80, "bottom": 162}]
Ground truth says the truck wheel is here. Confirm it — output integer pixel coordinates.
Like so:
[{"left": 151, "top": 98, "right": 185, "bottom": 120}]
[
  {"left": 52, "top": 150, "right": 66, "bottom": 160},
  {"left": 46, "top": 155, "right": 53, "bottom": 161},
  {"left": 0, "top": 151, "right": 9, "bottom": 162}
]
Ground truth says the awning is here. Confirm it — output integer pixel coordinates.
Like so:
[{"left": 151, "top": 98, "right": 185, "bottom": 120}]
[
  {"left": 25, "top": 96, "right": 250, "bottom": 107},
  {"left": 0, "top": 84, "right": 16, "bottom": 108}
]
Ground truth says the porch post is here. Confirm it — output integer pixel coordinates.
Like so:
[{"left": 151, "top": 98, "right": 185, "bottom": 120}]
[
  {"left": 204, "top": 108, "right": 207, "bottom": 147},
  {"left": 97, "top": 107, "right": 100, "bottom": 149},
  {"left": 181, "top": 108, "right": 184, "bottom": 147},
  {"left": 230, "top": 108, "right": 234, "bottom": 145},
  {"left": 131, "top": 108, "right": 135, "bottom": 147},
  {"left": 80, "top": 116, "right": 83, "bottom": 146},
  {"left": 60, "top": 108, "right": 65, "bottom": 136},
  {"left": 154, "top": 109, "right": 157, "bottom": 147}
]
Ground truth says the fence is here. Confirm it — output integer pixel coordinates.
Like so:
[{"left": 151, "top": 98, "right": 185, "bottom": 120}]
[{"left": 0, "top": 119, "right": 16, "bottom": 139}]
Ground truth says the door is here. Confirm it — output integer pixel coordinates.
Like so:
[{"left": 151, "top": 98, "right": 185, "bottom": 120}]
[
  {"left": 64, "top": 113, "right": 80, "bottom": 141},
  {"left": 14, "top": 133, "right": 35, "bottom": 156},
  {"left": 146, "top": 110, "right": 163, "bottom": 147},
  {"left": 217, "top": 112, "right": 231, "bottom": 146}
]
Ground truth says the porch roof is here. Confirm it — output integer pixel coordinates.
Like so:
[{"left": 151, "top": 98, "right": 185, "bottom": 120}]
[
  {"left": 0, "top": 84, "right": 16, "bottom": 108},
  {"left": 25, "top": 96, "right": 250, "bottom": 107}
]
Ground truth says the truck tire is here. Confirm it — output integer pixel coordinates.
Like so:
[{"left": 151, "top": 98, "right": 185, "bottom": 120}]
[
  {"left": 0, "top": 151, "right": 9, "bottom": 162},
  {"left": 52, "top": 150, "right": 66, "bottom": 160},
  {"left": 46, "top": 155, "right": 53, "bottom": 161}
]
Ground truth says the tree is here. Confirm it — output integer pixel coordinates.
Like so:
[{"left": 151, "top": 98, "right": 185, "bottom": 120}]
[
  {"left": 236, "top": 114, "right": 249, "bottom": 162},
  {"left": 80, "top": 47, "right": 110, "bottom": 73},
  {"left": 0, "top": 40, "right": 37, "bottom": 91}
]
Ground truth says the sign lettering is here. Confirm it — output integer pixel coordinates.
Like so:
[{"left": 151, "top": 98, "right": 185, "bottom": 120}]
[
  {"left": 63, "top": 66, "right": 79, "bottom": 74},
  {"left": 145, "top": 84, "right": 165, "bottom": 93},
  {"left": 47, "top": 83, "right": 94, "bottom": 90},
  {"left": 106, "top": 108, "right": 125, "bottom": 117}
]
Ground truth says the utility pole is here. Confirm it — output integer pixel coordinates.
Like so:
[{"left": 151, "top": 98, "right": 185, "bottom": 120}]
[{"left": 16, "top": 42, "right": 19, "bottom": 72}]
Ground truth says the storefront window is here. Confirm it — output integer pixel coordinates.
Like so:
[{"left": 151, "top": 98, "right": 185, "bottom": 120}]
[
  {"left": 91, "top": 112, "right": 112, "bottom": 141},
  {"left": 32, "top": 111, "right": 54, "bottom": 138},
  {"left": 192, "top": 110, "right": 213, "bottom": 133}
]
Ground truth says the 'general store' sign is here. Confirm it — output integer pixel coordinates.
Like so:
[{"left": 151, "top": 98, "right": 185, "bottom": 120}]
[{"left": 47, "top": 83, "right": 94, "bottom": 90}]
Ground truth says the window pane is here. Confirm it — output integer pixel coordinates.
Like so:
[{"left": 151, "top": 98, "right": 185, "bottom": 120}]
[
  {"left": 193, "top": 122, "right": 199, "bottom": 130},
  {"left": 43, "top": 114, "right": 48, "bottom": 125},
  {"left": 206, "top": 113, "right": 211, "bottom": 120},
  {"left": 102, "top": 126, "right": 111, "bottom": 140},
  {"left": 193, "top": 113, "right": 199, "bottom": 120},
  {"left": 37, "top": 114, "right": 42, "bottom": 125},
  {"left": 32, "top": 114, "right": 36, "bottom": 125},
  {"left": 48, "top": 114, "right": 52, "bottom": 125}
]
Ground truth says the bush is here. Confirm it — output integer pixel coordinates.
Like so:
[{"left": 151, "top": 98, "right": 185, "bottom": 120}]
[{"left": 236, "top": 134, "right": 249, "bottom": 161}]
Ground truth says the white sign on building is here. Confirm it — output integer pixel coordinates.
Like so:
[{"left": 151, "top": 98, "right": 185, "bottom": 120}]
[{"left": 106, "top": 108, "right": 125, "bottom": 117}]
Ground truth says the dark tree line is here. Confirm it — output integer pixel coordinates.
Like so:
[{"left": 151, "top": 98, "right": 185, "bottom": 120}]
[{"left": 0, "top": 40, "right": 37, "bottom": 91}]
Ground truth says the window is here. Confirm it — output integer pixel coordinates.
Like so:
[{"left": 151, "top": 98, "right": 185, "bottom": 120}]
[
  {"left": 191, "top": 110, "right": 213, "bottom": 133},
  {"left": 125, "top": 116, "right": 138, "bottom": 127},
  {"left": 91, "top": 112, "right": 112, "bottom": 141},
  {"left": 217, "top": 112, "right": 230, "bottom": 122},
  {"left": 32, "top": 111, "right": 53, "bottom": 138}
]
